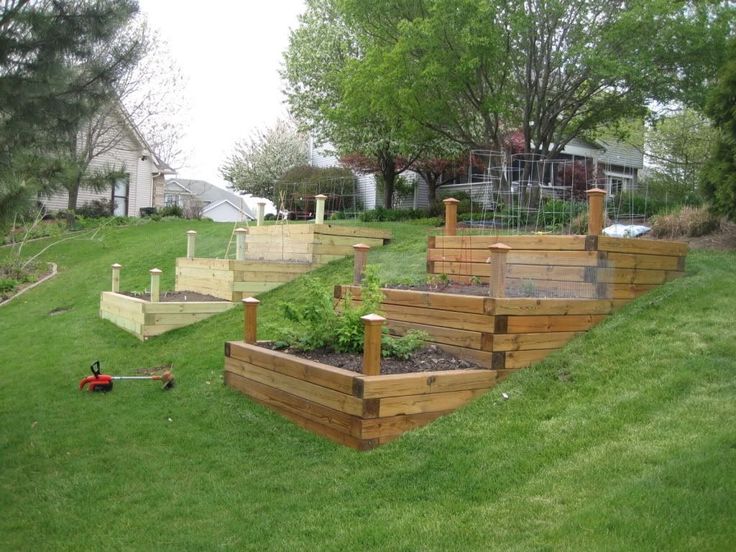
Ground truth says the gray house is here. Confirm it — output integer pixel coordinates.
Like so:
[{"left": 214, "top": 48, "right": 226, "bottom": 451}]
[{"left": 164, "top": 179, "right": 257, "bottom": 222}]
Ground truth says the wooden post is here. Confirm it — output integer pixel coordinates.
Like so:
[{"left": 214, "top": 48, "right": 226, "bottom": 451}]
[
  {"left": 256, "top": 201, "right": 266, "bottom": 226},
  {"left": 443, "top": 198, "right": 460, "bottom": 236},
  {"left": 352, "top": 243, "right": 370, "bottom": 284},
  {"left": 186, "top": 230, "right": 197, "bottom": 259},
  {"left": 488, "top": 243, "right": 511, "bottom": 297},
  {"left": 111, "top": 263, "right": 122, "bottom": 293},
  {"left": 149, "top": 268, "right": 162, "bottom": 303},
  {"left": 361, "top": 313, "right": 385, "bottom": 376},
  {"left": 235, "top": 227, "right": 248, "bottom": 261},
  {"left": 242, "top": 297, "right": 260, "bottom": 344},
  {"left": 586, "top": 188, "right": 607, "bottom": 236},
  {"left": 315, "top": 194, "right": 327, "bottom": 224}
]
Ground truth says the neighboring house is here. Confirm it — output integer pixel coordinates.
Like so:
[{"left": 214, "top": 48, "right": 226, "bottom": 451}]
[
  {"left": 309, "top": 136, "right": 643, "bottom": 210},
  {"left": 163, "top": 179, "right": 257, "bottom": 222},
  {"left": 41, "top": 107, "right": 174, "bottom": 216}
]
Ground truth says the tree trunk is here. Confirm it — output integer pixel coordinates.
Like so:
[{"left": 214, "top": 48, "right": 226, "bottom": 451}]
[{"left": 382, "top": 172, "right": 395, "bottom": 210}]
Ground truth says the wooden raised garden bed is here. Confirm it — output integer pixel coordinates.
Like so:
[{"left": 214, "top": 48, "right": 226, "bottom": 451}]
[
  {"left": 224, "top": 300, "right": 495, "bottom": 450},
  {"left": 224, "top": 341, "right": 494, "bottom": 450},
  {"left": 100, "top": 265, "right": 234, "bottom": 340},
  {"left": 176, "top": 200, "right": 391, "bottom": 301}
]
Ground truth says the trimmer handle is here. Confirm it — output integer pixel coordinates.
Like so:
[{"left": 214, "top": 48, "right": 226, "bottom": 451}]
[{"left": 80, "top": 361, "right": 113, "bottom": 392}]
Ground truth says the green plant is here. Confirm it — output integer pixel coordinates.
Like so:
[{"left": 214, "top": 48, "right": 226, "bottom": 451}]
[
  {"left": 0, "top": 277, "right": 18, "bottom": 293},
  {"left": 159, "top": 204, "right": 184, "bottom": 218},
  {"left": 520, "top": 279, "right": 537, "bottom": 297},
  {"left": 76, "top": 198, "right": 113, "bottom": 218},
  {"left": 381, "top": 329, "right": 427, "bottom": 360},
  {"left": 470, "top": 275, "right": 482, "bottom": 286},
  {"left": 427, "top": 273, "right": 450, "bottom": 289}
]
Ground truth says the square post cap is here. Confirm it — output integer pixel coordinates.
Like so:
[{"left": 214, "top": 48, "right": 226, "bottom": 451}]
[
  {"left": 586, "top": 188, "right": 607, "bottom": 197},
  {"left": 361, "top": 313, "right": 386, "bottom": 324},
  {"left": 149, "top": 268, "right": 162, "bottom": 275},
  {"left": 443, "top": 198, "right": 460, "bottom": 205}
]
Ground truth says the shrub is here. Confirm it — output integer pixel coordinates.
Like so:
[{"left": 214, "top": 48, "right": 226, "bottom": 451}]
[
  {"left": 537, "top": 199, "right": 586, "bottom": 229},
  {"left": 76, "top": 199, "right": 113, "bottom": 218},
  {"left": 276, "top": 267, "right": 425, "bottom": 359},
  {"left": 650, "top": 206, "right": 721, "bottom": 238},
  {"left": 159, "top": 205, "right": 183, "bottom": 218},
  {"left": 0, "top": 278, "right": 18, "bottom": 294}
]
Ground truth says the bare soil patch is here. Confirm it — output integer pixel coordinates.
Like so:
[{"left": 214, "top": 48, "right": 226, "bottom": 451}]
[
  {"left": 682, "top": 221, "right": 736, "bottom": 251},
  {"left": 268, "top": 343, "right": 481, "bottom": 375},
  {"left": 121, "top": 291, "right": 227, "bottom": 302}
]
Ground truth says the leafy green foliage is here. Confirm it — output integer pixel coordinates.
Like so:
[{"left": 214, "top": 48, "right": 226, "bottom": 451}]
[
  {"left": 537, "top": 200, "right": 586, "bottom": 229},
  {"left": 159, "top": 205, "right": 184, "bottom": 218},
  {"left": 277, "top": 265, "right": 424, "bottom": 357},
  {"left": 359, "top": 207, "right": 431, "bottom": 222},
  {"left": 703, "top": 38, "right": 736, "bottom": 221}
]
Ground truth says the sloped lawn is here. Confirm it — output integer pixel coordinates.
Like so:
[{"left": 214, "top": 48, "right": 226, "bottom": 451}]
[{"left": 1, "top": 219, "right": 734, "bottom": 550}]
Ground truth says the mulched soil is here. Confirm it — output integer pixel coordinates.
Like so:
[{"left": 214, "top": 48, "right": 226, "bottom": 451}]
[
  {"left": 121, "top": 290, "right": 226, "bottom": 302},
  {"left": 268, "top": 343, "right": 482, "bottom": 375}
]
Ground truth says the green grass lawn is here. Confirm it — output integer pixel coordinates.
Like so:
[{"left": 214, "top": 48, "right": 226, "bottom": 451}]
[{"left": 1, "top": 219, "right": 734, "bottom": 551}]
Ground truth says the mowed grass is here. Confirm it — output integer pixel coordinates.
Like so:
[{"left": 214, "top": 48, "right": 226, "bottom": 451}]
[{"left": 1, "top": 219, "right": 734, "bottom": 551}]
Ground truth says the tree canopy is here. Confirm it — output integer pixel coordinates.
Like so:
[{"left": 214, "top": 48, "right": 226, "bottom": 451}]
[{"left": 703, "top": 38, "right": 736, "bottom": 221}]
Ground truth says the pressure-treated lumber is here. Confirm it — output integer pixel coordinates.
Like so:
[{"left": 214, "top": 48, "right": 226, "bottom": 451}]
[
  {"left": 99, "top": 291, "right": 234, "bottom": 341},
  {"left": 176, "top": 224, "right": 391, "bottom": 301},
  {"left": 224, "top": 340, "right": 495, "bottom": 450}
]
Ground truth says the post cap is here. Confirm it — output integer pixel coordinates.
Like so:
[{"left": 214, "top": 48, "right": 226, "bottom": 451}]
[
  {"left": 353, "top": 243, "right": 371, "bottom": 252},
  {"left": 187, "top": 230, "right": 197, "bottom": 235},
  {"left": 256, "top": 200, "right": 267, "bottom": 206},
  {"left": 234, "top": 227, "right": 248, "bottom": 234},
  {"left": 111, "top": 263, "right": 122, "bottom": 269},
  {"left": 443, "top": 197, "right": 460, "bottom": 205},
  {"left": 149, "top": 268, "right": 162, "bottom": 275},
  {"left": 489, "top": 242, "right": 512, "bottom": 252},
  {"left": 315, "top": 194, "right": 328, "bottom": 200},
  {"left": 242, "top": 297, "right": 261, "bottom": 305},
  {"left": 586, "top": 187, "right": 607, "bottom": 196},
  {"left": 361, "top": 313, "right": 386, "bottom": 324}
]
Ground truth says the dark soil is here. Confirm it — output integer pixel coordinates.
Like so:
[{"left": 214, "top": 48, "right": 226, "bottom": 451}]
[
  {"left": 268, "top": 343, "right": 482, "bottom": 375},
  {"left": 387, "top": 282, "right": 489, "bottom": 297},
  {"left": 121, "top": 290, "right": 226, "bottom": 302}
]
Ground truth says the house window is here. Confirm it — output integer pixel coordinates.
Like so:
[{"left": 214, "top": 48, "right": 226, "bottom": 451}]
[
  {"left": 164, "top": 193, "right": 179, "bottom": 207},
  {"left": 112, "top": 176, "right": 129, "bottom": 216}
]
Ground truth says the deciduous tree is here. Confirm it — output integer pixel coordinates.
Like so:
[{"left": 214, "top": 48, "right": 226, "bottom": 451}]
[{"left": 220, "top": 119, "right": 308, "bottom": 200}]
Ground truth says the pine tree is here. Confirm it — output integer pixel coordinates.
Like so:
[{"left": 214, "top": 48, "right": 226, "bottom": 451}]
[{"left": 0, "top": 0, "right": 141, "bottom": 227}]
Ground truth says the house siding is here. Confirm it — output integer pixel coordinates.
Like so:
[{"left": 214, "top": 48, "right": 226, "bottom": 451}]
[{"left": 42, "top": 120, "right": 154, "bottom": 216}]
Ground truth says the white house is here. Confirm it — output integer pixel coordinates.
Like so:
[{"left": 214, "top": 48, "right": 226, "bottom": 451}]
[
  {"left": 163, "top": 178, "right": 263, "bottom": 222},
  {"left": 41, "top": 107, "right": 173, "bottom": 216}
]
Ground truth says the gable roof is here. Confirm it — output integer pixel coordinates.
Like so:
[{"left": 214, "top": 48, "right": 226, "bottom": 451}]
[
  {"left": 165, "top": 179, "right": 256, "bottom": 218},
  {"left": 201, "top": 199, "right": 255, "bottom": 220}
]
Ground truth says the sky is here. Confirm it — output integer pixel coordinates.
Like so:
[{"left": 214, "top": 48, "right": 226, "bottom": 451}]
[{"left": 138, "top": 0, "right": 306, "bottom": 187}]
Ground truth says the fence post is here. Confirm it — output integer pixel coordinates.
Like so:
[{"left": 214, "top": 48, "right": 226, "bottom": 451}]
[
  {"left": 111, "top": 263, "right": 122, "bottom": 293},
  {"left": 256, "top": 201, "right": 266, "bottom": 226},
  {"left": 242, "top": 297, "right": 260, "bottom": 344},
  {"left": 586, "top": 188, "right": 607, "bottom": 236},
  {"left": 352, "top": 243, "right": 371, "bottom": 285},
  {"left": 488, "top": 243, "right": 511, "bottom": 297},
  {"left": 443, "top": 198, "right": 460, "bottom": 236},
  {"left": 235, "top": 227, "right": 248, "bottom": 261},
  {"left": 361, "top": 313, "right": 385, "bottom": 376},
  {"left": 315, "top": 194, "right": 327, "bottom": 224},
  {"left": 186, "top": 230, "right": 197, "bottom": 259},
  {"left": 149, "top": 268, "right": 162, "bottom": 303}
]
